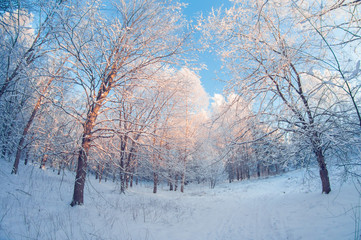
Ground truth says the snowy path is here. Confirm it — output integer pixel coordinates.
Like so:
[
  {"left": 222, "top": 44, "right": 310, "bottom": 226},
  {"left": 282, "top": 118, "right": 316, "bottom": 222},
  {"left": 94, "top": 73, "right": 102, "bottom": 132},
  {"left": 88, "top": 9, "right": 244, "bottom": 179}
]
[{"left": 145, "top": 174, "right": 359, "bottom": 240}]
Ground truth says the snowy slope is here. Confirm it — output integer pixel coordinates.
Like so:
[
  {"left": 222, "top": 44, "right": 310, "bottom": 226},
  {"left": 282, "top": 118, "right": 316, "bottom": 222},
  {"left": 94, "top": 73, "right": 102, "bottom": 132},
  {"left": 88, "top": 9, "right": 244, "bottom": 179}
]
[{"left": 0, "top": 160, "right": 360, "bottom": 240}]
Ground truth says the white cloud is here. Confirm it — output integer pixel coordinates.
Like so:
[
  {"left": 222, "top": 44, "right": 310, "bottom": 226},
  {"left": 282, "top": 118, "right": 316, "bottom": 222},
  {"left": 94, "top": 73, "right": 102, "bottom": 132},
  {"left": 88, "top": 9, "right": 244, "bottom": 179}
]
[
  {"left": 211, "top": 93, "right": 225, "bottom": 113},
  {"left": 176, "top": 67, "right": 210, "bottom": 113}
]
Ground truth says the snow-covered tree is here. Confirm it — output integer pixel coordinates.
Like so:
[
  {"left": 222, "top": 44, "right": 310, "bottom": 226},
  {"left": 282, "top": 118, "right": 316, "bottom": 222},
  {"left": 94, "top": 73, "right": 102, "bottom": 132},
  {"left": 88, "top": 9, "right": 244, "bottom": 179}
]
[
  {"left": 198, "top": 0, "right": 361, "bottom": 193},
  {"left": 49, "top": 0, "right": 191, "bottom": 206}
]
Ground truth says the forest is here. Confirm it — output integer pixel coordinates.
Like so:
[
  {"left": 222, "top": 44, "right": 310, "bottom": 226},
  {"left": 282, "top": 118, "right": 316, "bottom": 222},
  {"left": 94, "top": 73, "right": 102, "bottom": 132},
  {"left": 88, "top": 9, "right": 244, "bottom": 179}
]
[
  {"left": 0, "top": 0, "right": 361, "bottom": 240},
  {"left": 0, "top": 0, "right": 361, "bottom": 237}
]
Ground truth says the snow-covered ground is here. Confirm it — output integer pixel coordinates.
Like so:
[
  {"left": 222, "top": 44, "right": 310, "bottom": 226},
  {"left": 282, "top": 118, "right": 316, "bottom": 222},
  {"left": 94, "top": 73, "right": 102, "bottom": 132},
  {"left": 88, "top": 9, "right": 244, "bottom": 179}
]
[{"left": 0, "top": 160, "right": 360, "bottom": 240}]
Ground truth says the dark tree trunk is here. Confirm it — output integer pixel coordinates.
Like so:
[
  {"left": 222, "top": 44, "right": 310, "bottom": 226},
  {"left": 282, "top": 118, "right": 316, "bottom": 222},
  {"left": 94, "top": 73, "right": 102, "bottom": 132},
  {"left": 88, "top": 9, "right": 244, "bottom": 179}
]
[
  {"left": 70, "top": 145, "right": 88, "bottom": 206},
  {"left": 58, "top": 161, "right": 63, "bottom": 175},
  {"left": 169, "top": 180, "right": 173, "bottom": 191},
  {"left": 257, "top": 163, "right": 261, "bottom": 178},
  {"left": 70, "top": 109, "right": 100, "bottom": 206},
  {"left": 153, "top": 172, "right": 158, "bottom": 194},
  {"left": 315, "top": 149, "right": 331, "bottom": 194},
  {"left": 130, "top": 172, "right": 133, "bottom": 188},
  {"left": 236, "top": 165, "right": 240, "bottom": 181},
  {"left": 240, "top": 165, "right": 244, "bottom": 181},
  {"left": 12, "top": 131, "right": 28, "bottom": 174},
  {"left": 24, "top": 148, "right": 29, "bottom": 165},
  {"left": 97, "top": 164, "right": 104, "bottom": 183},
  {"left": 169, "top": 173, "right": 173, "bottom": 191},
  {"left": 311, "top": 131, "right": 331, "bottom": 194}
]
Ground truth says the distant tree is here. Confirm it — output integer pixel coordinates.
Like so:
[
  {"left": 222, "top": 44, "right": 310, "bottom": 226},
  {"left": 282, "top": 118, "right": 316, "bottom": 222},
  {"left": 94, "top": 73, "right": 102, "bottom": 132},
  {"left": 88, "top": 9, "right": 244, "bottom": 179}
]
[{"left": 166, "top": 68, "right": 209, "bottom": 192}]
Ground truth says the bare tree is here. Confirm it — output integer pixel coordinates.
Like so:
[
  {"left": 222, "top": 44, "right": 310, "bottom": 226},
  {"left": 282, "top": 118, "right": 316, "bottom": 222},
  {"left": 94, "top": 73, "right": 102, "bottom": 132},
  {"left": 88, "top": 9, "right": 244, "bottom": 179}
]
[
  {"left": 11, "top": 57, "right": 68, "bottom": 174},
  {"left": 291, "top": 0, "right": 361, "bottom": 128},
  {"left": 54, "top": 0, "right": 189, "bottom": 206},
  {"left": 0, "top": 0, "right": 66, "bottom": 99},
  {"left": 200, "top": 0, "right": 352, "bottom": 193}
]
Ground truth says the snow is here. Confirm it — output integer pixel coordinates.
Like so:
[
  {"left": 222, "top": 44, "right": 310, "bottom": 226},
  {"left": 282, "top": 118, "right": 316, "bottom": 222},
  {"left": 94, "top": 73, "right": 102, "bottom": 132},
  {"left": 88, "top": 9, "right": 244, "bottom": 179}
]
[{"left": 0, "top": 160, "right": 360, "bottom": 240}]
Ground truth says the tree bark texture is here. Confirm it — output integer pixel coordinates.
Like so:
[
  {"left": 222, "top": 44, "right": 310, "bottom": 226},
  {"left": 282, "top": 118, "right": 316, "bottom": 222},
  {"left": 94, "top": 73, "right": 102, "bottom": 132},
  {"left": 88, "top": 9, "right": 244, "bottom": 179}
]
[
  {"left": 70, "top": 130, "right": 92, "bottom": 206},
  {"left": 70, "top": 142, "right": 89, "bottom": 206},
  {"left": 315, "top": 149, "right": 331, "bottom": 194}
]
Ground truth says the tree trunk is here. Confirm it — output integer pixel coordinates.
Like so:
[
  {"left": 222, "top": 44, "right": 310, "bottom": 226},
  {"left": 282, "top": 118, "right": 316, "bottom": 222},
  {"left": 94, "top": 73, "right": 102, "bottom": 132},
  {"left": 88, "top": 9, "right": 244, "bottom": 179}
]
[
  {"left": 236, "top": 165, "right": 240, "bottom": 181},
  {"left": 180, "top": 172, "right": 185, "bottom": 193},
  {"left": 169, "top": 173, "right": 173, "bottom": 191},
  {"left": 130, "top": 172, "right": 133, "bottom": 187},
  {"left": 153, "top": 172, "right": 158, "bottom": 194},
  {"left": 169, "top": 180, "right": 173, "bottom": 191},
  {"left": 315, "top": 149, "right": 331, "bottom": 194},
  {"left": 311, "top": 130, "right": 331, "bottom": 194},
  {"left": 119, "top": 138, "right": 127, "bottom": 194},
  {"left": 97, "top": 164, "right": 104, "bottom": 183},
  {"left": 246, "top": 166, "right": 250, "bottom": 179},
  {"left": 24, "top": 148, "right": 29, "bottom": 165},
  {"left": 95, "top": 166, "right": 99, "bottom": 180},
  {"left": 71, "top": 109, "right": 100, "bottom": 206},
  {"left": 126, "top": 173, "right": 129, "bottom": 189},
  {"left": 58, "top": 161, "right": 63, "bottom": 175},
  {"left": 70, "top": 133, "right": 91, "bottom": 206},
  {"left": 240, "top": 165, "right": 243, "bottom": 181},
  {"left": 210, "top": 178, "right": 216, "bottom": 189},
  {"left": 12, "top": 136, "right": 26, "bottom": 174},
  {"left": 12, "top": 113, "right": 37, "bottom": 174}
]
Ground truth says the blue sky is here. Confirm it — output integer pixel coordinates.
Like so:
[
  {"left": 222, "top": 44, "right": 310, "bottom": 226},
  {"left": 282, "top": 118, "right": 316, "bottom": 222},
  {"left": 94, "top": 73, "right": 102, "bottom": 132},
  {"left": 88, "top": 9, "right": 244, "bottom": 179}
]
[{"left": 180, "top": 0, "right": 231, "bottom": 97}]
